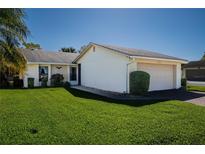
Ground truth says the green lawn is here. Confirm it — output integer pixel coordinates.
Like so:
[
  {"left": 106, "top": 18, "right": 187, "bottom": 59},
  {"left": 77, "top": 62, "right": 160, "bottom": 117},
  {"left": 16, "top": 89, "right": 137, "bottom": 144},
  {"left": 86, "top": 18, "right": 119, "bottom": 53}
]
[
  {"left": 0, "top": 88, "right": 205, "bottom": 144},
  {"left": 188, "top": 85, "right": 205, "bottom": 92}
]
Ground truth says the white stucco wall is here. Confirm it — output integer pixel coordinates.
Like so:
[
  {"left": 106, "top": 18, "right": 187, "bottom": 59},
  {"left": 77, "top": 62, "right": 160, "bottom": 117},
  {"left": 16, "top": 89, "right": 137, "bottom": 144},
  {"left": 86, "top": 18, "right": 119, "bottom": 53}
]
[
  {"left": 51, "top": 65, "right": 68, "bottom": 81},
  {"left": 23, "top": 63, "right": 79, "bottom": 87},
  {"left": 23, "top": 64, "right": 39, "bottom": 87},
  {"left": 78, "top": 45, "right": 183, "bottom": 93},
  {"left": 50, "top": 64, "right": 78, "bottom": 85},
  {"left": 78, "top": 45, "right": 130, "bottom": 93}
]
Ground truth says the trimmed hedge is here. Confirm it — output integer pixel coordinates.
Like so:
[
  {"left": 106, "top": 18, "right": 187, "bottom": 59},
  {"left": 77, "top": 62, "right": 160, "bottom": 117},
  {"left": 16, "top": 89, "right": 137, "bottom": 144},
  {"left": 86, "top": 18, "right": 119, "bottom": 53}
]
[{"left": 130, "top": 71, "right": 150, "bottom": 95}]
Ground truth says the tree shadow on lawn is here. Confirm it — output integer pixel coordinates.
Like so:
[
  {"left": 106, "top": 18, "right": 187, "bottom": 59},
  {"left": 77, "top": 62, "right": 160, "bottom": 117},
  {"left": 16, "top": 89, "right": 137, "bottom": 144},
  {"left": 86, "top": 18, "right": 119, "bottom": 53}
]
[
  {"left": 65, "top": 87, "right": 164, "bottom": 108},
  {"left": 65, "top": 87, "right": 205, "bottom": 108}
]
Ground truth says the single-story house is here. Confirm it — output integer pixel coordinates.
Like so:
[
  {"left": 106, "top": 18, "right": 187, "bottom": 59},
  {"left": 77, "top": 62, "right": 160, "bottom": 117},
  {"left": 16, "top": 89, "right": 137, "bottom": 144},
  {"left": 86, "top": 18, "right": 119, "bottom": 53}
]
[
  {"left": 182, "top": 60, "right": 205, "bottom": 81},
  {"left": 20, "top": 43, "right": 187, "bottom": 93},
  {"left": 74, "top": 43, "right": 187, "bottom": 93},
  {"left": 20, "top": 48, "right": 79, "bottom": 87}
]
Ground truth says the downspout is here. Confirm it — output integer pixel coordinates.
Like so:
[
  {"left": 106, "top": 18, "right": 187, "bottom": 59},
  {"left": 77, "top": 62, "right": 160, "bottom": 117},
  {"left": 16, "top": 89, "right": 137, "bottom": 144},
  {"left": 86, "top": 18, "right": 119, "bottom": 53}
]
[{"left": 126, "top": 57, "right": 135, "bottom": 93}]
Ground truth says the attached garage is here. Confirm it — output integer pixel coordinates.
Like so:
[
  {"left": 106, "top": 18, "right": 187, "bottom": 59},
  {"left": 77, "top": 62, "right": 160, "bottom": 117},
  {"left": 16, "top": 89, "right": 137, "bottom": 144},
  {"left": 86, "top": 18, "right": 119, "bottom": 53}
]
[
  {"left": 137, "top": 63, "right": 175, "bottom": 91},
  {"left": 74, "top": 42, "right": 187, "bottom": 93}
]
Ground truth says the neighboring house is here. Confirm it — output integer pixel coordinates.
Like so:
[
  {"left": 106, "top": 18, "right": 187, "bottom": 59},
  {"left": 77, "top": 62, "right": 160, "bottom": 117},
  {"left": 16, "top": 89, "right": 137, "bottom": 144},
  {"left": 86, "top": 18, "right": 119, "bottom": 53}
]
[
  {"left": 74, "top": 43, "right": 188, "bottom": 93},
  {"left": 20, "top": 48, "right": 79, "bottom": 87},
  {"left": 182, "top": 60, "right": 205, "bottom": 81}
]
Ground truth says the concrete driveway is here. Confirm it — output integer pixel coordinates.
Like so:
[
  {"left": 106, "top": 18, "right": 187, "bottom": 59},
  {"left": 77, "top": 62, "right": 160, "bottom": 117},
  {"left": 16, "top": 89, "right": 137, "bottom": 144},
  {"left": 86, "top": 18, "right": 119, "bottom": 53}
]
[
  {"left": 147, "top": 90, "right": 205, "bottom": 106},
  {"left": 184, "top": 91, "right": 205, "bottom": 106}
]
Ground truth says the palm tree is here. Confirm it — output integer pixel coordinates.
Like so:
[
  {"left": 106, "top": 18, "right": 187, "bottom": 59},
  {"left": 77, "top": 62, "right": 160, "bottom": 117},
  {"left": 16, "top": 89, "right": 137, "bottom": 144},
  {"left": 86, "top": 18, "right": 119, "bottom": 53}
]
[
  {"left": 23, "top": 42, "right": 41, "bottom": 49},
  {"left": 201, "top": 52, "right": 205, "bottom": 61},
  {"left": 0, "top": 9, "right": 30, "bottom": 85},
  {"left": 60, "top": 47, "right": 76, "bottom": 53}
]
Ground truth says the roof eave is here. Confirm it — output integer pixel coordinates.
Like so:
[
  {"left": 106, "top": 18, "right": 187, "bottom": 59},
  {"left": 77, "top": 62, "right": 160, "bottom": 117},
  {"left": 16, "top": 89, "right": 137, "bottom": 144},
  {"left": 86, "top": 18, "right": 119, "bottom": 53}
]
[
  {"left": 27, "top": 62, "right": 77, "bottom": 65},
  {"left": 129, "top": 56, "right": 188, "bottom": 64},
  {"left": 73, "top": 43, "right": 93, "bottom": 63},
  {"left": 73, "top": 42, "right": 188, "bottom": 64}
]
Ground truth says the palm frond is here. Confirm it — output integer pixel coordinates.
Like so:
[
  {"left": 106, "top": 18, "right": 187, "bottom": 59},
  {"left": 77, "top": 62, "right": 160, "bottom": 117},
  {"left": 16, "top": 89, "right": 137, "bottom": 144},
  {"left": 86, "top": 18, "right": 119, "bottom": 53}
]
[{"left": 0, "top": 9, "right": 29, "bottom": 75}]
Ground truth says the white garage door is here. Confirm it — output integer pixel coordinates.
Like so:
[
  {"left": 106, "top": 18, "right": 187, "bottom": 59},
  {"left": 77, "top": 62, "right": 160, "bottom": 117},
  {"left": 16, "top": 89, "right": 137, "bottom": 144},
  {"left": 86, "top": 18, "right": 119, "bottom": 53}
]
[{"left": 137, "top": 63, "right": 175, "bottom": 91}]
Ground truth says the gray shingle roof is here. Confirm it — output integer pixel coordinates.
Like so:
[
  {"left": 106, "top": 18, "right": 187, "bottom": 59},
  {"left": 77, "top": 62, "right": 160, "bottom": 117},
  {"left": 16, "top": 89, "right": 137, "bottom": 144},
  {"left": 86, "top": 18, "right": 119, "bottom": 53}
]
[
  {"left": 20, "top": 48, "right": 79, "bottom": 64},
  {"left": 90, "top": 42, "right": 187, "bottom": 61},
  {"left": 183, "top": 60, "right": 205, "bottom": 68}
]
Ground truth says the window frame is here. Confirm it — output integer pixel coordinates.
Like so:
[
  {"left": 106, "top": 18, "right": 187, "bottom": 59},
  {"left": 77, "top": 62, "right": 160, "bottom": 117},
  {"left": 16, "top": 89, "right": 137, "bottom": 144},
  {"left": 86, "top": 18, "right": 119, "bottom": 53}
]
[
  {"left": 70, "top": 67, "right": 77, "bottom": 81},
  {"left": 39, "top": 66, "right": 48, "bottom": 82}
]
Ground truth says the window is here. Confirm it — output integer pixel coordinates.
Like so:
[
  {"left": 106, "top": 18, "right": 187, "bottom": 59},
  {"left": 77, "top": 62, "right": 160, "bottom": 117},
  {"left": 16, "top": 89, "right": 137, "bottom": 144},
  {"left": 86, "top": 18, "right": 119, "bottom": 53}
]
[
  {"left": 70, "top": 67, "right": 77, "bottom": 81},
  {"left": 39, "top": 66, "right": 48, "bottom": 81}
]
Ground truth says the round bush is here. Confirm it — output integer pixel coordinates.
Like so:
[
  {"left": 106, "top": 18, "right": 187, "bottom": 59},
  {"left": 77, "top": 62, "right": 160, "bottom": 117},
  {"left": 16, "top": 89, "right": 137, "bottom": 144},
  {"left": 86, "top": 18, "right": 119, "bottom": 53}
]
[
  {"left": 51, "top": 74, "right": 64, "bottom": 87},
  {"left": 129, "top": 71, "right": 150, "bottom": 95}
]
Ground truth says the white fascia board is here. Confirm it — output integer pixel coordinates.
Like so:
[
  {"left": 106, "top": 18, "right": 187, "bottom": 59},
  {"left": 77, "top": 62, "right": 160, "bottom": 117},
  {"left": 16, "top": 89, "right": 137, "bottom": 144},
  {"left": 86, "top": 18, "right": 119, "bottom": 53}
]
[
  {"left": 185, "top": 67, "right": 205, "bottom": 70},
  {"left": 73, "top": 44, "right": 93, "bottom": 63},
  {"left": 129, "top": 56, "right": 188, "bottom": 64},
  {"left": 27, "top": 62, "right": 77, "bottom": 66}
]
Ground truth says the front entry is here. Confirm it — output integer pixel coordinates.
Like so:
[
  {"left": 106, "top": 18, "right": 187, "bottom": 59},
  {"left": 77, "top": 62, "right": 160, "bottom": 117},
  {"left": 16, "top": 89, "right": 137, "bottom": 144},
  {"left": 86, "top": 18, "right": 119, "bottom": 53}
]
[{"left": 78, "top": 64, "right": 81, "bottom": 85}]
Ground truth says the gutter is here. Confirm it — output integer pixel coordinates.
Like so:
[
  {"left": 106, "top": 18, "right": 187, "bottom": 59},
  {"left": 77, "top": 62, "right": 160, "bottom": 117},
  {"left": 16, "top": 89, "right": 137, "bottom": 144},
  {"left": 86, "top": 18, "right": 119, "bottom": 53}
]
[
  {"left": 27, "top": 62, "right": 77, "bottom": 66},
  {"left": 126, "top": 58, "right": 135, "bottom": 93},
  {"left": 129, "top": 56, "right": 188, "bottom": 64}
]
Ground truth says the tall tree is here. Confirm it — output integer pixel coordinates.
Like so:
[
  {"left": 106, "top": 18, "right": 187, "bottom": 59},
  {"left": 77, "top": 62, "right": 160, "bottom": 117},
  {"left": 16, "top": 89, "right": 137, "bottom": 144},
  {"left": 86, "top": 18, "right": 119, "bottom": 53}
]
[
  {"left": 60, "top": 47, "right": 76, "bottom": 53},
  {"left": 201, "top": 52, "right": 205, "bottom": 61},
  {"left": 0, "top": 9, "right": 30, "bottom": 82},
  {"left": 23, "top": 42, "right": 40, "bottom": 49}
]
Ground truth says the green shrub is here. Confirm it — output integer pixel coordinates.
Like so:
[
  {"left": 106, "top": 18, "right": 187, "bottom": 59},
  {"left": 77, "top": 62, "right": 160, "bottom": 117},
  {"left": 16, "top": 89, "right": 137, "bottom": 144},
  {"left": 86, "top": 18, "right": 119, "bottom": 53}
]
[
  {"left": 28, "top": 78, "right": 34, "bottom": 88},
  {"left": 0, "top": 80, "right": 8, "bottom": 88},
  {"left": 51, "top": 74, "right": 64, "bottom": 87},
  {"left": 130, "top": 71, "right": 150, "bottom": 95},
  {"left": 181, "top": 78, "right": 187, "bottom": 88},
  {"left": 41, "top": 78, "right": 48, "bottom": 87}
]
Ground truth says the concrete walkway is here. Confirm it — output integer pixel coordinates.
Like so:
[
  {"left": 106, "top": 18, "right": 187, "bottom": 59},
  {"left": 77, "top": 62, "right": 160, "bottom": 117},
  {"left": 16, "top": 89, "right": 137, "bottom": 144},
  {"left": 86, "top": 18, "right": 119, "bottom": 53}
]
[{"left": 71, "top": 86, "right": 205, "bottom": 106}]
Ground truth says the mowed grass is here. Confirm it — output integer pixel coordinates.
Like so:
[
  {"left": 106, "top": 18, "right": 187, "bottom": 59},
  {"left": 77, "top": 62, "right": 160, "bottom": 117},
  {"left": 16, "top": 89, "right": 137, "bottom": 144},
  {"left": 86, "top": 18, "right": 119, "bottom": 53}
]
[
  {"left": 188, "top": 85, "right": 205, "bottom": 92},
  {"left": 0, "top": 88, "right": 205, "bottom": 145}
]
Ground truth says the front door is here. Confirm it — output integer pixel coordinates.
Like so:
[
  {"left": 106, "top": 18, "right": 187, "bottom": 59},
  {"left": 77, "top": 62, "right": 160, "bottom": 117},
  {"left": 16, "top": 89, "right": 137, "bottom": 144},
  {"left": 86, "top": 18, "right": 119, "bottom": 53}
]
[{"left": 78, "top": 64, "right": 81, "bottom": 85}]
